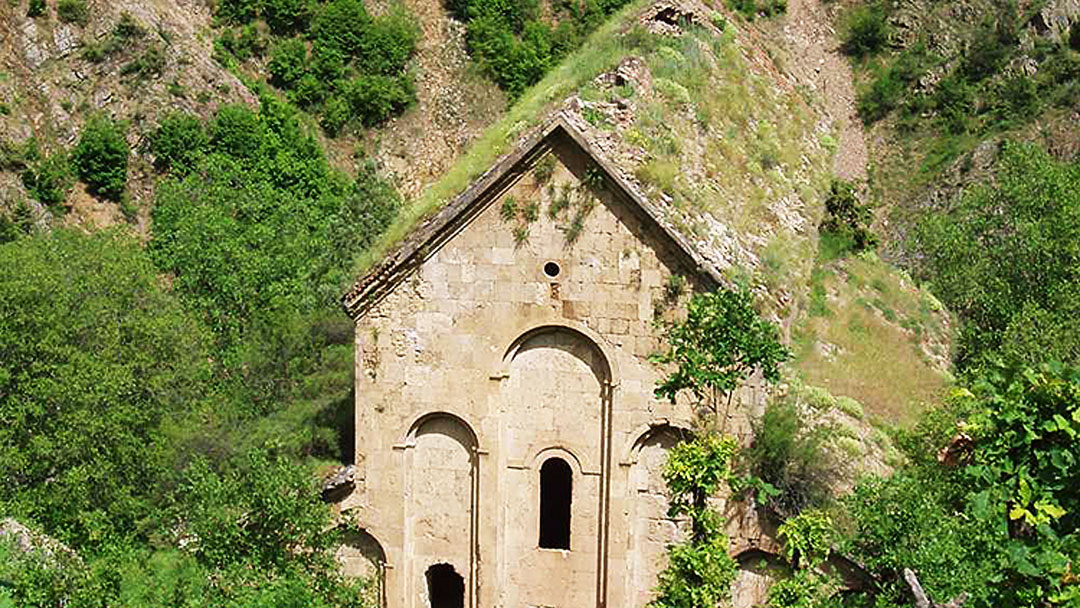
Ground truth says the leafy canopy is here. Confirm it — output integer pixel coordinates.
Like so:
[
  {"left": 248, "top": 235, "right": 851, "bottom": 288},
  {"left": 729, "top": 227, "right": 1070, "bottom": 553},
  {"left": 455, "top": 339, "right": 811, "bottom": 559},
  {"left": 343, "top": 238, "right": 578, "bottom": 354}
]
[{"left": 0, "top": 229, "right": 211, "bottom": 548}]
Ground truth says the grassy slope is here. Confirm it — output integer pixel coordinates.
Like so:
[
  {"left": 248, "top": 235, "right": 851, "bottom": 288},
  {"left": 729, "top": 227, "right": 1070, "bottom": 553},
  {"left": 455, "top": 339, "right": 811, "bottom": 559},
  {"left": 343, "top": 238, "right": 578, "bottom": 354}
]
[{"left": 355, "top": 0, "right": 951, "bottom": 425}]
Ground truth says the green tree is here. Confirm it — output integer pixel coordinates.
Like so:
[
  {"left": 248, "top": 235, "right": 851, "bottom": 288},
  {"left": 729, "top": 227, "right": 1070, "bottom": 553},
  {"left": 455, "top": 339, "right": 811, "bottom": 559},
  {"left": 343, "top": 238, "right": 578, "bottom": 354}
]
[
  {"left": 0, "top": 230, "right": 211, "bottom": 548},
  {"left": 72, "top": 115, "right": 129, "bottom": 201},
  {"left": 653, "top": 287, "right": 789, "bottom": 415},
  {"left": 151, "top": 112, "right": 209, "bottom": 175},
  {"left": 914, "top": 141, "right": 1080, "bottom": 370},
  {"left": 650, "top": 286, "right": 787, "bottom": 608}
]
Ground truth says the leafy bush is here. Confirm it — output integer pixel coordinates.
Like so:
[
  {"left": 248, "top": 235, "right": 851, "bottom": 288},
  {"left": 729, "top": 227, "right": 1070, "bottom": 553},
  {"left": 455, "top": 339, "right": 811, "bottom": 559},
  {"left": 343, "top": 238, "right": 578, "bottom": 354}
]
[
  {"left": 261, "top": 0, "right": 418, "bottom": 133},
  {"left": 151, "top": 113, "right": 209, "bottom": 174},
  {"left": 21, "top": 151, "right": 73, "bottom": 208},
  {"left": 841, "top": 2, "right": 889, "bottom": 57},
  {"left": 57, "top": 0, "right": 88, "bottom": 24},
  {"left": 841, "top": 362, "right": 1080, "bottom": 606},
  {"left": 745, "top": 399, "right": 835, "bottom": 518},
  {"left": 151, "top": 99, "right": 398, "bottom": 360},
  {"left": 0, "top": 230, "right": 212, "bottom": 548},
  {"left": 913, "top": 141, "right": 1080, "bottom": 369},
  {"left": 653, "top": 288, "right": 789, "bottom": 411},
  {"left": 818, "top": 179, "right": 876, "bottom": 258},
  {"left": 725, "top": 0, "right": 786, "bottom": 19},
  {"left": 269, "top": 37, "right": 309, "bottom": 87},
  {"left": 262, "top": 0, "right": 313, "bottom": 34},
  {"left": 650, "top": 433, "right": 739, "bottom": 608},
  {"left": 71, "top": 115, "right": 128, "bottom": 201},
  {"left": 27, "top": 0, "right": 45, "bottom": 18},
  {"left": 455, "top": 0, "right": 632, "bottom": 97}
]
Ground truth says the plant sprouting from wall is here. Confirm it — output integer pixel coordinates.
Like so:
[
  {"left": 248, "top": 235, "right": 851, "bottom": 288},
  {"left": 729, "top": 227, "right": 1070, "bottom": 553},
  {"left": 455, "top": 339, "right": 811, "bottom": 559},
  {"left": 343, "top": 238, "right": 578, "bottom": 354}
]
[
  {"left": 652, "top": 287, "right": 789, "bottom": 416},
  {"left": 649, "top": 433, "right": 739, "bottom": 608}
]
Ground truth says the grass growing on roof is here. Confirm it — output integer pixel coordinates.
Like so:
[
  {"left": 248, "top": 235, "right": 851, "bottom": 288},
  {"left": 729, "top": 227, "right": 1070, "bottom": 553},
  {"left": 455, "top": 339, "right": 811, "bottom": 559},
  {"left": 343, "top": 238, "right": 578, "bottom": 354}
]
[{"left": 350, "top": 0, "right": 655, "bottom": 276}]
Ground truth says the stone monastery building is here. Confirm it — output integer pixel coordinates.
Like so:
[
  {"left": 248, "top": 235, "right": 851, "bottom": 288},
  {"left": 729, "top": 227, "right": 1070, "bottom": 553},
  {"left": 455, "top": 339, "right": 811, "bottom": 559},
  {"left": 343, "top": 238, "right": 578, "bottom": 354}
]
[{"left": 339, "top": 114, "right": 764, "bottom": 608}]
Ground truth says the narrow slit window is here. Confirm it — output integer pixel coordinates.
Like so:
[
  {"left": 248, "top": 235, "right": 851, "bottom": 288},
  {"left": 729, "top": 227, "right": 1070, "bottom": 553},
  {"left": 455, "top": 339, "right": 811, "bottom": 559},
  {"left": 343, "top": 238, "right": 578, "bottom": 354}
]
[{"left": 539, "top": 457, "right": 572, "bottom": 549}]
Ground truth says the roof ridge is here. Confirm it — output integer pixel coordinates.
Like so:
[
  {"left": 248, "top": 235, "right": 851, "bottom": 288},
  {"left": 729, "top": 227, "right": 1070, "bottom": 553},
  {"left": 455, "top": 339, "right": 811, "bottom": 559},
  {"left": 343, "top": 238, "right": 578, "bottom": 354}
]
[{"left": 341, "top": 111, "right": 721, "bottom": 319}]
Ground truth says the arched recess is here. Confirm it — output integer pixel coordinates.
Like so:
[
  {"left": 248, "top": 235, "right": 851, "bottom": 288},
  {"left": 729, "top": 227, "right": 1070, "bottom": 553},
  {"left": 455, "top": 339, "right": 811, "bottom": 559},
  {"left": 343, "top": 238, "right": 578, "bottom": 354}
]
[
  {"left": 336, "top": 527, "right": 388, "bottom": 608},
  {"left": 625, "top": 424, "right": 692, "bottom": 608},
  {"left": 499, "top": 325, "right": 615, "bottom": 608},
  {"left": 402, "top": 412, "right": 480, "bottom": 608}
]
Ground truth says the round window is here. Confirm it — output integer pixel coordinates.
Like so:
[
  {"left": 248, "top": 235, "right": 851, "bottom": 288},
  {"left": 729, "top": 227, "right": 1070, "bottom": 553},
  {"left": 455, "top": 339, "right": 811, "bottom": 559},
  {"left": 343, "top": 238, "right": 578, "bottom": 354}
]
[{"left": 543, "top": 261, "right": 561, "bottom": 278}]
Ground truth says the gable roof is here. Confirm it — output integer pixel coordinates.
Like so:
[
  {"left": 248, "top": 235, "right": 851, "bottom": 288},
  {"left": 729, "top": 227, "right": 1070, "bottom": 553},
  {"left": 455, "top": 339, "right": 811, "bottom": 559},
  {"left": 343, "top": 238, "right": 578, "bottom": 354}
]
[{"left": 342, "top": 112, "right": 723, "bottom": 320}]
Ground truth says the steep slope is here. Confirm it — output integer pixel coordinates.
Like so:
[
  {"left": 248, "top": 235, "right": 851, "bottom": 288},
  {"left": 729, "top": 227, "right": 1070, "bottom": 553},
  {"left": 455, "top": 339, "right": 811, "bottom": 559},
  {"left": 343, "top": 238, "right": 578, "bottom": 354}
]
[
  {"left": 362, "top": 0, "right": 951, "bottom": 424},
  {"left": 0, "top": 1, "right": 253, "bottom": 229}
]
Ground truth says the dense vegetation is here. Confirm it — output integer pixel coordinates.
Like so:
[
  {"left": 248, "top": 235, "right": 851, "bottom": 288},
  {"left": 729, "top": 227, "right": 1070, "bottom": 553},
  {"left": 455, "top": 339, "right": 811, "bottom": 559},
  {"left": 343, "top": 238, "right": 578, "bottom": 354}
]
[
  {"left": 217, "top": 0, "right": 419, "bottom": 135},
  {"left": 451, "top": 0, "right": 632, "bottom": 97},
  {"left": 0, "top": 94, "right": 399, "bottom": 607}
]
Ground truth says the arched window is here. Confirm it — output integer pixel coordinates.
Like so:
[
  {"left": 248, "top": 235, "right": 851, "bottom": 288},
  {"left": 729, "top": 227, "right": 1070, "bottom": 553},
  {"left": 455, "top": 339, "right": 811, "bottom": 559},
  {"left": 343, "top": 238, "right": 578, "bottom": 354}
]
[
  {"left": 539, "top": 457, "right": 572, "bottom": 549},
  {"left": 426, "top": 563, "right": 464, "bottom": 608}
]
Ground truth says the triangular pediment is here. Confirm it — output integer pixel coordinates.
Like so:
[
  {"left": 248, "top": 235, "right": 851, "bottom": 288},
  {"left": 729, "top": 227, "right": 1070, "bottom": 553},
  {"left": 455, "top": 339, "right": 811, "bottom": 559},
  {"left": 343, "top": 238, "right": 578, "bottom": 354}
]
[{"left": 342, "top": 113, "right": 721, "bottom": 319}]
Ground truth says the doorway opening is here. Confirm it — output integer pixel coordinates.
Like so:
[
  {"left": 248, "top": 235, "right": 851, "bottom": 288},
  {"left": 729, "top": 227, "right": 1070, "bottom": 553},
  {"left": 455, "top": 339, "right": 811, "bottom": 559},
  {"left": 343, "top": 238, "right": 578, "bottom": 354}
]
[
  {"left": 539, "top": 457, "right": 572, "bottom": 549},
  {"left": 426, "top": 563, "right": 464, "bottom": 608}
]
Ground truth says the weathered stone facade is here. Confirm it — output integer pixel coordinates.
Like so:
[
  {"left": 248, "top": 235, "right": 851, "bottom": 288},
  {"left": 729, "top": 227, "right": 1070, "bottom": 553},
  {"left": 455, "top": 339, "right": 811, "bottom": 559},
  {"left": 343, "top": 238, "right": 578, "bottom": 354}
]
[{"left": 341, "top": 116, "right": 766, "bottom": 608}]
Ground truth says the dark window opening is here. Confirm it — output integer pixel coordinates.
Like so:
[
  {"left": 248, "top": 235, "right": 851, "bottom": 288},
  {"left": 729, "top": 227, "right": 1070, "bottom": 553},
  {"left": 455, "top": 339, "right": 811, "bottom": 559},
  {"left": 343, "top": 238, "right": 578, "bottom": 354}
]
[
  {"left": 543, "top": 261, "right": 561, "bottom": 278},
  {"left": 539, "top": 457, "right": 572, "bottom": 549},
  {"left": 426, "top": 563, "right": 464, "bottom": 608}
]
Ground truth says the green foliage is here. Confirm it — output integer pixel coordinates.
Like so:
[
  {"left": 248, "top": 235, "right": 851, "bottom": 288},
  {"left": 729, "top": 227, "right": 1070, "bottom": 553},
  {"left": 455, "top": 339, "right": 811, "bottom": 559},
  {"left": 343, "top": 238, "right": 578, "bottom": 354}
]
[
  {"left": 269, "top": 37, "right": 309, "bottom": 87},
  {"left": 841, "top": 362, "right": 1080, "bottom": 606},
  {"left": 71, "top": 115, "right": 128, "bottom": 201},
  {"left": 27, "top": 0, "right": 45, "bottom": 18},
  {"left": 913, "top": 141, "right": 1080, "bottom": 370},
  {"left": 724, "top": 0, "right": 787, "bottom": 20},
  {"left": 745, "top": 399, "right": 835, "bottom": 518},
  {"left": 256, "top": 0, "right": 419, "bottom": 133},
  {"left": 818, "top": 179, "right": 876, "bottom": 259},
  {"left": 0, "top": 230, "right": 211, "bottom": 548},
  {"left": 151, "top": 112, "right": 209, "bottom": 174},
  {"left": 777, "top": 509, "right": 832, "bottom": 568},
  {"left": 151, "top": 99, "right": 397, "bottom": 367},
  {"left": 653, "top": 287, "right": 789, "bottom": 410},
  {"left": 262, "top": 0, "right": 313, "bottom": 34},
  {"left": 650, "top": 433, "right": 739, "bottom": 608},
  {"left": 455, "top": 0, "right": 632, "bottom": 97},
  {"left": 21, "top": 150, "right": 74, "bottom": 208},
  {"left": 766, "top": 569, "right": 834, "bottom": 608},
  {"left": 841, "top": 2, "right": 889, "bottom": 58},
  {"left": 57, "top": 0, "right": 88, "bottom": 24}
]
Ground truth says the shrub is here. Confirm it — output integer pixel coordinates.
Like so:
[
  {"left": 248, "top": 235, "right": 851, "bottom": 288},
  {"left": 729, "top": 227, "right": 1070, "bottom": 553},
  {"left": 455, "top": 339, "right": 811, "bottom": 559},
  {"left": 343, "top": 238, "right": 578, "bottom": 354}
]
[
  {"left": 216, "top": 0, "right": 258, "bottom": 24},
  {"left": 262, "top": 0, "right": 312, "bottom": 34},
  {"left": 341, "top": 74, "right": 415, "bottom": 126},
  {"left": 652, "top": 288, "right": 790, "bottom": 411},
  {"left": 819, "top": 179, "right": 876, "bottom": 257},
  {"left": 357, "top": 9, "right": 419, "bottom": 75},
  {"left": 841, "top": 2, "right": 889, "bottom": 58},
  {"left": 319, "top": 95, "right": 350, "bottom": 135},
  {"left": 27, "top": 0, "right": 45, "bottom": 18},
  {"left": 269, "top": 37, "right": 309, "bottom": 87},
  {"left": 57, "top": 0, "right": 88, "bottom": 24},
  {"left": 1071, "top": 21, "right": 1080, "bottom": 52},
  {"left": 210, "top": 104, "right": 265, "bottom": 159},
  {"left": 914, "top": 141, "right": 1080, "bottom": 369},
  {"left": 745, "top": 399, "right": 835, "bottom": 518},
  {"left": 152, "top": 113, "right": 209, "bottom": 174},
  {"left": 21, "top": 152, "right": 74, "bottom": 207},
  {"left": 72, "top": 115, "right": 128, "bottom": 201}
]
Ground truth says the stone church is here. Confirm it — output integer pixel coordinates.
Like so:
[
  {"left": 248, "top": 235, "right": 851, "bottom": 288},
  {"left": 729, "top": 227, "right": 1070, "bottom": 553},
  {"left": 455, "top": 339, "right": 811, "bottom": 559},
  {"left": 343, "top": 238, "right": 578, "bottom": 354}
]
[{"left": 338, "top": 113, "right": 767, "bottom": 608}]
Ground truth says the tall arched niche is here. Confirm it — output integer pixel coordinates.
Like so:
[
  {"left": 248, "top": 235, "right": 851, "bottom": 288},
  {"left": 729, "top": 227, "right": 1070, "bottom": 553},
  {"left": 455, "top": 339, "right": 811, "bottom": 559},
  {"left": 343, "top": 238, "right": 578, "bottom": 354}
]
[
  {"left": 625, "top": 423, "right": 693, "bottom": 608},
  {"left": 499, "top": 325, "right": 615, "bottom": 608},
  {"left": 403, "top": 412, "right": 479, "bottom": 608}
]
